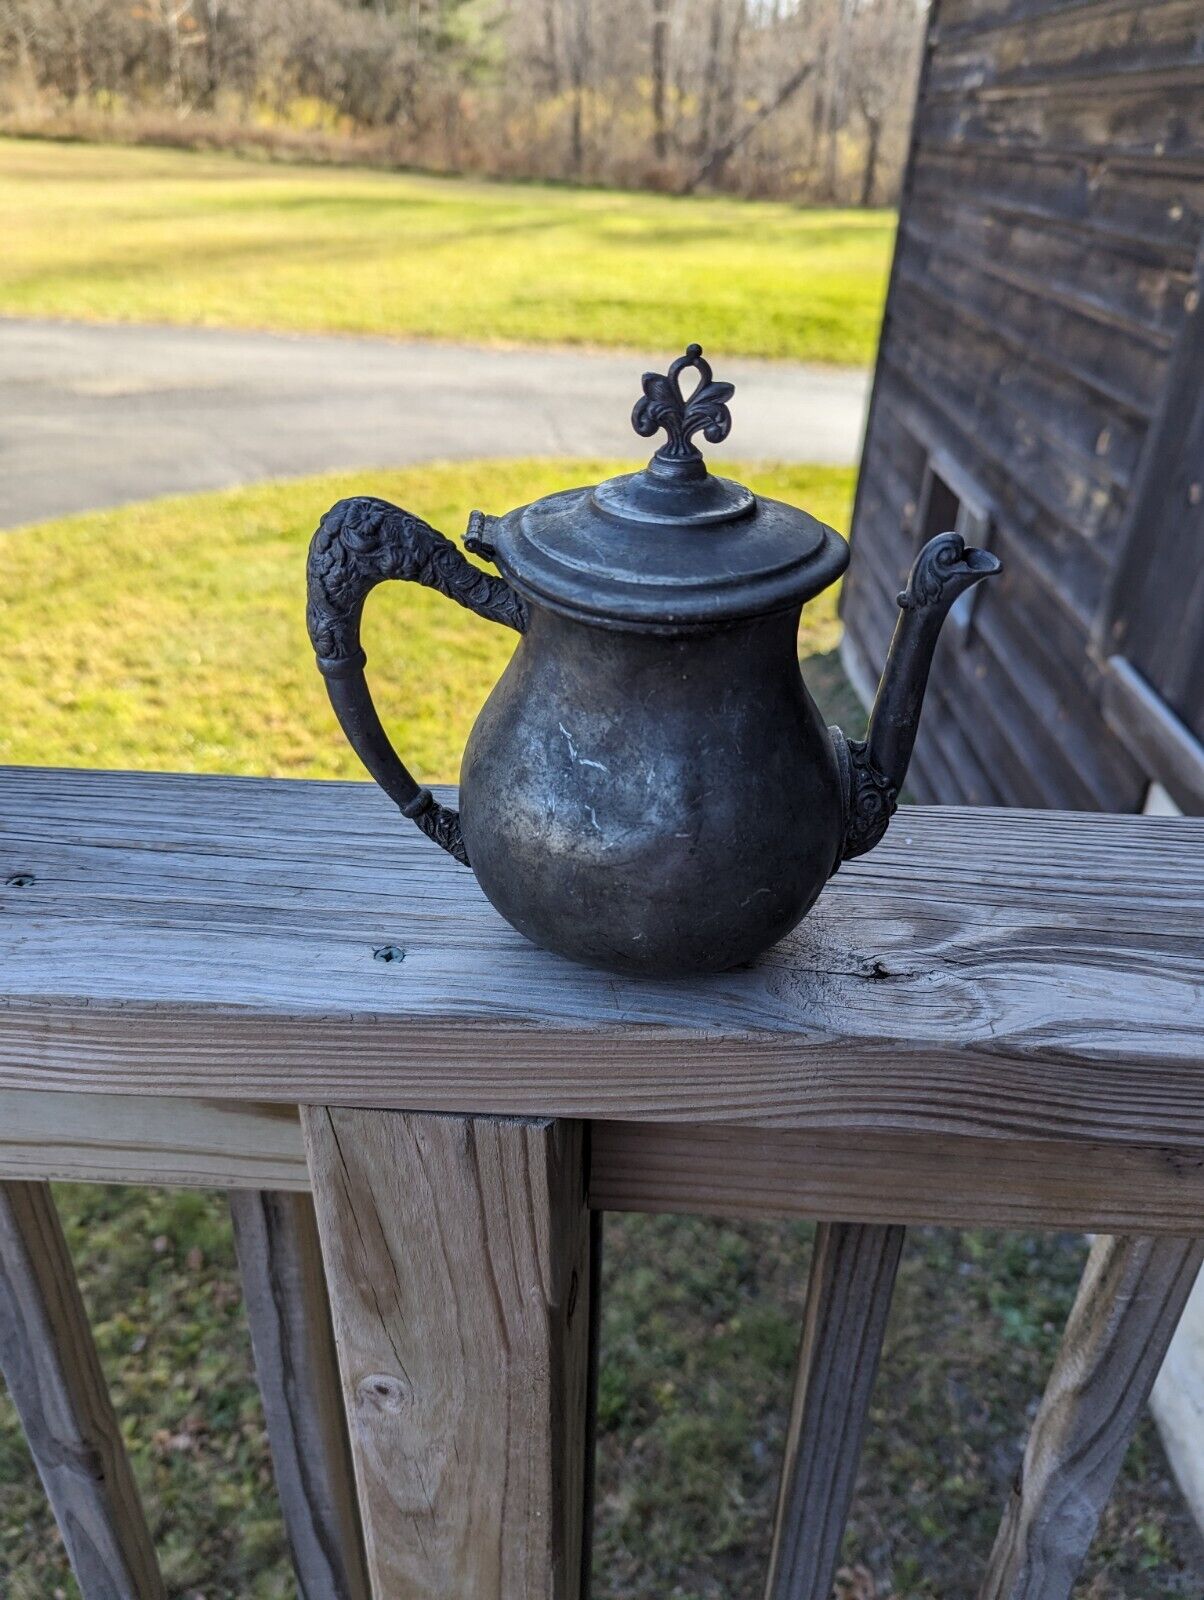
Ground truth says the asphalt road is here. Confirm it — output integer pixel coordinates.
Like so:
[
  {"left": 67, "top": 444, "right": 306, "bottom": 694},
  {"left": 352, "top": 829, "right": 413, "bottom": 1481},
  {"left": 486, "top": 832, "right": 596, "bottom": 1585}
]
[{"left": 0, "top": 319, "right": 870, "bottom": 529}]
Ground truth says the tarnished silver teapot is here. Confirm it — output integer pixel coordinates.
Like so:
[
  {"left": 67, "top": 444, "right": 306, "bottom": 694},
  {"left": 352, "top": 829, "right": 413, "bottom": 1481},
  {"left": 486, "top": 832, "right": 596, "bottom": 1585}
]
[{"left": 306, "top": 344, "right": 999, "bottom": 974}]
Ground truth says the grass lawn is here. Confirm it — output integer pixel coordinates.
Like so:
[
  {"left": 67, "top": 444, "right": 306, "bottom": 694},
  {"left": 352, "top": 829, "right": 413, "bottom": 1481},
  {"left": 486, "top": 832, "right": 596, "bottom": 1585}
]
[
  {"left": 1, "top": 461, "right": 1201, "bottom": 1596},
  {"left": 0, "top": 138, "right": 892, "bottom": 366}
]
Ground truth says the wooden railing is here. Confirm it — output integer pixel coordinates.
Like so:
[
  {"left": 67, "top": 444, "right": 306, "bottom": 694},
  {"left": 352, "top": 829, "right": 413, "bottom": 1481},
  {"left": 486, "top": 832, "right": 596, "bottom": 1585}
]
[{"left": 1, "top": 763, "right": 1202, "bottom": 1599}]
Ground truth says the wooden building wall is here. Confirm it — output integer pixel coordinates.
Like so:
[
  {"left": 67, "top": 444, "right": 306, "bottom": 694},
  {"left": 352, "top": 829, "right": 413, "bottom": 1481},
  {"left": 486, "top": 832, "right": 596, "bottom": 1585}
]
[{"left": 841, "top": 0, "right": 1204, "bottom": 811}]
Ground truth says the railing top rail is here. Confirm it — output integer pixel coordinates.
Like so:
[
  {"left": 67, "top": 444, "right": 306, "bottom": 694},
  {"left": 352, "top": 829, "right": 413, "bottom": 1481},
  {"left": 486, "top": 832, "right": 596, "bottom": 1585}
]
[{"left": 1, "top": 764, "right": 1201, "bottom": 1152}]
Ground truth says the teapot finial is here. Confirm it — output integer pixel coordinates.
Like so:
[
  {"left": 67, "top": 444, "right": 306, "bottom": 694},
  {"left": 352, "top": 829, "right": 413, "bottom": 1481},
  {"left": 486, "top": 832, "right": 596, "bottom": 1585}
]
[{"left": 632, "top": 343, "right": 735, "bottom": 467}]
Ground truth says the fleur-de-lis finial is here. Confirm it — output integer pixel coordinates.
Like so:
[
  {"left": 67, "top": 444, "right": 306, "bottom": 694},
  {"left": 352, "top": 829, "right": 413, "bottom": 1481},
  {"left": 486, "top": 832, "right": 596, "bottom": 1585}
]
[{"left": 632, "top": 343, "right": 735, "bottom": 466}]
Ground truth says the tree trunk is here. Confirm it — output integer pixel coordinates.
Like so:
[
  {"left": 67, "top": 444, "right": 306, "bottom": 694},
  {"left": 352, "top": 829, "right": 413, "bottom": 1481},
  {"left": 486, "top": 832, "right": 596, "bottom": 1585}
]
[
  {"left": 163, "top": 0, "right": 185, "bottom": 111},
  {"left": 684, "top": 53, "right": 815, "bottom": 195},
  {"left": 860, "top": 109, "right": 882, "bottom": 207},
  {"left": 49, "top": 0, "right": 88, "bottom": 105},
  {"left": 823, "top": 0, "right": 852, "bottom": 200},
  {"left": 650, "top": 0, "right": 671, "bottom": 163},
  {"left": 543, "top": 0, "right": 561, "bottom": 96},
  {"left": 201, "top": 0, "right": 222, "bottom": 109},
  {"left": 567, "top": 0, "right": 591, "bottom": 176},
  {"left": 713, "top": 0, "right": 745, "bottom": 165},
  {"left": 697, "top": 0, "right": 724, "bottom": 158}
]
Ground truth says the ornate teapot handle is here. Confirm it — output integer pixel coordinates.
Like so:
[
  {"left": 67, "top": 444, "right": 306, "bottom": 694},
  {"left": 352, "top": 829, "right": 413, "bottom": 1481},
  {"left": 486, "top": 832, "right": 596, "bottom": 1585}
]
[{"left": 305, "top": 496, "right": 526, "bottom": 866}]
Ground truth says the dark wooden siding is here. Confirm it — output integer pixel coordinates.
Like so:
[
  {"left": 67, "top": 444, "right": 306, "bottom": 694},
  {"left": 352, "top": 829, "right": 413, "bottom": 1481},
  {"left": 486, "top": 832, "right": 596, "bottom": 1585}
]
[
  {"left": 842, "top": 0, "right": 1204, "bottom": 809},
  {"left": 1102, "top": 260, "right": 1204, "bottom": 745}
]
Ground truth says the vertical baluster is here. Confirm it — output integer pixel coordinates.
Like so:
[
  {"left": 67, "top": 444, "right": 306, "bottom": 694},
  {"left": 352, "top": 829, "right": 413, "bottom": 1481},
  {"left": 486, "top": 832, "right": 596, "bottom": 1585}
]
[
  {"left": 979, "top": 1232, "right": 1204, "bottom": 1600},
  {"left": 301, "top": 1107, "right": 593, "bottom": 1600},
  {"left": 0, "top": 1180, "right": 164, "bottom": 1599},
  {"left": 765, "top": 1221, "right": 906, "bottom": 1600},
  {"left": 229, "top": 1189, "right": 370, "bottom": 1600}
]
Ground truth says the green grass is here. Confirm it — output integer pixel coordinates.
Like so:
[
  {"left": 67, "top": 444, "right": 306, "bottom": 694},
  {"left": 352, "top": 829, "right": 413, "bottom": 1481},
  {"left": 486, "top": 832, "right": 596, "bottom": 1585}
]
[
  {"left": 0, "top": 138, "right": 892, "bottom": 365},
  {"left": 0, "top": 458, "right": 856, "bottom": 779},
  {"left": 1, "top": 461, "right": 1201, "bottom": 1595}
]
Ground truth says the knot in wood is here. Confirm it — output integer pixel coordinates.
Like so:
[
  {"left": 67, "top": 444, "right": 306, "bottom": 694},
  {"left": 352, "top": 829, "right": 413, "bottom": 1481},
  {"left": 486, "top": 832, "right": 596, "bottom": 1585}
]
[{"left": 357, "top": 1372, "right": 410, "bottom": 1414}]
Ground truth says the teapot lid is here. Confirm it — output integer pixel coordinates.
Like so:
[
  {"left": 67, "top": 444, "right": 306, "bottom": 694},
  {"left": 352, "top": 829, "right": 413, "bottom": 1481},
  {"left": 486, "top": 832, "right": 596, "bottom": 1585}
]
[{"left": 482, "top": 344, "right": 849, "bottom": 630}]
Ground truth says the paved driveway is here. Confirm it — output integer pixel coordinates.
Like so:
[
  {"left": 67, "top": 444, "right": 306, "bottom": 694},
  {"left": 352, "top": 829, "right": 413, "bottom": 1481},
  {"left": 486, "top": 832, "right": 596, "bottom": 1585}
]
[{"left": 0, "top": 319, "right": 869, "bottom": 529}]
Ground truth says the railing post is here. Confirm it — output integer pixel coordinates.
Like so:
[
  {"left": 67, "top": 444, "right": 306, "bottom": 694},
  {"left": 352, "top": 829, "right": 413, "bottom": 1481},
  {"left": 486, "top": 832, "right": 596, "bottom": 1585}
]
[
  {"left": 0, "top": 1180, "right": 164, "bottom": 1599},
  {"left": 301, "top": 1107, "right": 593, "bottom": 1599},
  {"left": 229, "top": 1189, "right": 371, "bottom": 1600},
  {"left": 764, "top": 1221, "right": 905, "bottom": 1600},
  {"left": 979, "top": 1232, "right": 1204, "bottom": 1600}
]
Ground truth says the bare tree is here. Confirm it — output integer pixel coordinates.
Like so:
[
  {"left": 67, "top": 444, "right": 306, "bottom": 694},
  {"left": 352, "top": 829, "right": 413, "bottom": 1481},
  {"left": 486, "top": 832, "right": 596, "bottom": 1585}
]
[
  {"left": 0, "top": 0, "right": 928, "bottom": 205},
  {"left": 854, "top": 77, "right": 882, "bottom": 206},
  {"left": 684, "top": 52, "right": 816, "bottom": 195},
  {"left": 541, "top": 0, "right": 560, "bottom": 95},
  {"left": 564, "top": 0, "right": 591, "bottom": 176},
  {"left": 649, "top": 0, "right": 670, "bottom": 163},
  {"left": 47, "top": 0, "right": 87, "bottom": 102}
]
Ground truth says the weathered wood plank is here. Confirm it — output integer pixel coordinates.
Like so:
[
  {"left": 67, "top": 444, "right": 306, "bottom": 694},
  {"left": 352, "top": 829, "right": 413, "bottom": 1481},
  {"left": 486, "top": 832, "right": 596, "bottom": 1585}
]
[
  {"left": 848, "top": 139, "right": 1165, "bottom": 823},
  {"left": 765, "top": 1223, "right": 905, "bottom": 1600},
  {"left": 229, "top": 1190, "right": 370, "bottom": 1600},
  {"left": 851, "top": 512, "right": 1114, "bottom": 812},
  {"left": 903, "top": 193, "right": 1191, "bottom": 348},
  {"left": 930, "top": 0, "right": 1204, "bottom": 98},
  {"left": 0, "top": 1181, "right": 164, "bottom": 1599},
  {"left": 917, "top": 669, "right": 1023, "bottom": 809},
  {"left": 1102, "top": 656, "right": 1204, "bottom": 814},
  {"left": 840, "top": 508, "right": 1101, "bottom": 813},
  {"left": 916, "top": 73, "right": 1204, "bottom": 163},
  {"left": 588, "top": 1124, "right": 1204, "bottom": 1235},
  {"left": 891, "top": 247, "right": 1166, "bottom": 419},
  {"left": 1149, "top": 1266, "right": 1204, "bottom": 1538},
  {"left": 871, "top": 352, "right": 1117, "bottom": 603},
  {"left": 7, "top": 1092, "right": 1204, "bottom": 1233},
  {"left": 302, "top": 1108, "right": 592, "bottom": 1600},
  {"left": 898, "top": 230, "right": 1179, "bottom": 405},
  {"left": 978, "top": 1233, "right": 1204, "bottom": 1600},
  {"left": 940, "top": 0, "right": 1147, "bottom": 39},
  {"left": 910, "top": 144, "right": 1204, "bottom": 258},
  {"left": 1101, "top": 246, "right": 1204, "bottom": 738},
  {"left": 838, "top": 503, "right": 1125, "bottom": 815},
  {"left": 1, "top": 769, "right": 1202, "bottom": 1156},
  {"left": 0, "top": 1089, "right": 309, "bottom": 1190}
]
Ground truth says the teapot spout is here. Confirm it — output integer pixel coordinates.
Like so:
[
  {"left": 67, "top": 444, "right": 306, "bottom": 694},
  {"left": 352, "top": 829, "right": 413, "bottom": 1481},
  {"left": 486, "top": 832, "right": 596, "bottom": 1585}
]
[{"left": 834, "top": 532, "right": 1001, "bottom": 861}]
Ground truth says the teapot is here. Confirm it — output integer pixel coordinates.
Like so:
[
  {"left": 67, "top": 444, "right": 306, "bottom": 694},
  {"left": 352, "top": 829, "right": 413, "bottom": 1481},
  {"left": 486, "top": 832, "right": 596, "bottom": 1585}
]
[{"left": 306, "top": 344, "right": 999, "bottom": 974}]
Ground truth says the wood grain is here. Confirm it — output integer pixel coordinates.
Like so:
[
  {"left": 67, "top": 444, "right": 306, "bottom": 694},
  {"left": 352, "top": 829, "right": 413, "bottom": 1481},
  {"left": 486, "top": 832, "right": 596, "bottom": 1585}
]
[
  {"left": 588, "top": 1123, "right": 1204, "bottom": 1235},
  {"left": 9, "top": 1088, "right": 1204, "bottom": 1235},
  {"left": 765, "top": 1223, "right": 905, "bottom": 1600},
  {"left": 978, "top": 1233, "right": 1204, "bottom": 1600},
  {"left": 1, "top": 768, "right": 1202, "bottom": 1162},
  {"left": 1102, "top": 655, "right": 1204, "bottom": 814},
  {"left": 0, "top": 1181, "right": 164, "bottom": 1599},
  {"left": 929, "top": 0, "right": 1204, "bottom": 99},
  {"left": 302, "top": 1109, "right": 592, "bottom": 1600},
  {"left": 843, "top": 0, "right": 1203, "bottom": 816},
  {"left": 910, "top": 145, "right": 1204, "bottom": 259},
  {"left": 229, "top": 1191, "right": 370, "bottom": 1600},
  {"left": 0, "top": 1089, "right": 309, "bottom": 1190},
  {"left": 7, "top": 1091, "right": 1204, "bottom": 1232},
  {"left": 1101, "top": 237, "right": 1204, "bottom": 748}
]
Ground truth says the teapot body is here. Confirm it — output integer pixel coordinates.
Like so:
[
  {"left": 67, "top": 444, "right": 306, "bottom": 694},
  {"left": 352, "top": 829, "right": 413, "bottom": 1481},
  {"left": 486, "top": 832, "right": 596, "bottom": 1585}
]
[
  {"left": 306, "top": 344, "right": 1002, "bottom": 977},
  {"left": 460, "top": 601, "right": 843, "bottom": 974}
]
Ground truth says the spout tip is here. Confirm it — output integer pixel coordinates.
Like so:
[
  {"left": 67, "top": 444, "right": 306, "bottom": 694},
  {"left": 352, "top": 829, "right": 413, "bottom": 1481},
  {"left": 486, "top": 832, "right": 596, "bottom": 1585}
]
[
  {"left": 965, "top": 545, "right": 1003, "bottom": 578},
  {"left": 897, "top": 531, "right": 1002, "bottom": 611}
]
